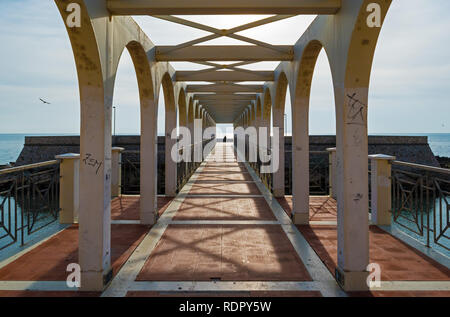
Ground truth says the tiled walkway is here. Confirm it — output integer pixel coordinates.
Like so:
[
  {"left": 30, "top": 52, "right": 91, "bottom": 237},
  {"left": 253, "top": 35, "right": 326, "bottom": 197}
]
[
  {"left": 0, "top": 143, "right": 449, "bottom": 297},
  {"left": 102, "top": 143, "right": 341, "bottom": 297}
]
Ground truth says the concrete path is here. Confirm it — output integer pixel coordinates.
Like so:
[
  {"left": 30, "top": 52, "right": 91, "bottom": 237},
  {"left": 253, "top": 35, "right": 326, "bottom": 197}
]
[{"left": 102, "top": 142, "right": 344, "bottom": 297}]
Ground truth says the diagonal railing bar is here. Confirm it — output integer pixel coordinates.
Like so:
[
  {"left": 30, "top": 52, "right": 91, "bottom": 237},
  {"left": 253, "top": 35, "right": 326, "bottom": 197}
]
[{"left": 152, "top": 14, "right": 295, "bottom": 54}]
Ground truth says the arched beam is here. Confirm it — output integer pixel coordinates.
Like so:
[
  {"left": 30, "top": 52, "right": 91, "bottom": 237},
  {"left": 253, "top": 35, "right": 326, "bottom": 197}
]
[
  {"left": 272, "top": 72, "right": 289, "bottom": 197},
  {"left": 284, "top": 0, "right": 393, "bottom": 290},
  {"left": 160, "top": 73, "right": 177, "bottom": 197},
  {"left": 126, "top": 41, "right": 159, "bottom": 226}
]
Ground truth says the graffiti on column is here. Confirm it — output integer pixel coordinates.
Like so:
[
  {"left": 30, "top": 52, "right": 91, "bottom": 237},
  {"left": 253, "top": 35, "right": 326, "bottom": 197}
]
[
  {"left": 83, "top": 153, "right": 103, "bottom": 174},
  {"left": 346, "top": 93, "right": 366, "bottom": 126}
]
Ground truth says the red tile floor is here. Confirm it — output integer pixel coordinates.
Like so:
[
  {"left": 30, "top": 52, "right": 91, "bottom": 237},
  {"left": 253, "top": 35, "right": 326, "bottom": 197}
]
[
  {"left": 136, "top": 224, "right": 311, "bottom": 282},
  {"left": 276, "top": 196, "right": 337, "bottom": 222},
  {"left": 0, "top": 144, "right": 448, "bottom": 297}
]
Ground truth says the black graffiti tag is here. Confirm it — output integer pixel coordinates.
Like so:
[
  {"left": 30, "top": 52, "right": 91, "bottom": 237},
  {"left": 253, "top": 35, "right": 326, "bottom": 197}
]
[
  {"left": 346, "top": 93, "right": 366, "bottom": 125},
  {"left": 83, "top": 153, "right": 103, "bottom": 175}
]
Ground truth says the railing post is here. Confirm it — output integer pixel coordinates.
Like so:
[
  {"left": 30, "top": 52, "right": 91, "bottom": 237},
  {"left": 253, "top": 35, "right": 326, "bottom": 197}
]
[
  {"left": 369, "top": 154, "right": 395, "bottom": 226},
  {"left": 111, "top": 147, "right": 125, "bottom": 198},
  {"left": 326, "top": 147, "right": 337, "bottom": 199},
  {"left": 55, "top": 153, "right": 80, "bottom": 224}
]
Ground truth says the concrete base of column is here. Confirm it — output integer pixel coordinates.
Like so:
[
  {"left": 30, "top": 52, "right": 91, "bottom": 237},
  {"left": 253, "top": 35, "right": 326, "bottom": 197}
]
[
  {"left": 272, "top": 188, "right": 284, "bottom": 198},
  {"left": 165, "top": 191, "right": 176, "bottom": 198},
  {"left": 81, "top": 269, "right": 113, "bottom": 292},
  {"left": 292, "top": 212, "right": 309, "bottom": 225},
  {"left": 335, "top": 267, "right": 369, "bottom": 291},
  {"left": 140, "top": 211, "right": 157, "bottom": 225}
]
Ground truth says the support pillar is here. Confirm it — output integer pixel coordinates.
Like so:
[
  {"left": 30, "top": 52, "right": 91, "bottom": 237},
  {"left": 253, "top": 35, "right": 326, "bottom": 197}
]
[
  {"left": 327, "top": 147, "right": 337, "bottom": 200},
  {"left": 291, "top": 97, "right": 309, "bottom": 225},
  {"left": 140, "top": 100, "right": 158, "bottom": 224},
  {"left": 78, "top": 94, "right": 112, "bottom": 291},
  {"left": 369, "top": 154, "right": 395, "bottom": 226},
  {"left": 55, "top": 0, "right": 113, "bottom": 291},
  {"left": 56, "top": 153, "right": 80, "bottom": 224},
  {"left": 165, "top": 102, "right": 177, "bottom": 197},
  {"left": 335, "top": 88, "right": 370, "bottom": 292},
  {"left": 111, "top": 147, "right": 124, "bottom": 198},
  {"left": 272, "top": 107, "right": 285, "bottom": 197}
]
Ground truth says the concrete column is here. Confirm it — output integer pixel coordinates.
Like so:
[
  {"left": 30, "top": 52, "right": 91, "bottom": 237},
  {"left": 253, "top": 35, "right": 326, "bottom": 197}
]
[
  {"left": 327, "top": 148, "right": 337, "bottom": 200},
  {"left": 78, "top": 92, "right": 112, "bottom": 292},
  {"left": 56, "top": 153, "right": 80, "bottom": 224},
  {"left": 187, "top": 104, "right": 194, "bottom": 174},
  {"left": 165, "top": 104, "right": 177, "bottom": 197},
  {"left": 54, "top": 0, "right": 114, "bottom": 291},
  {"left": 140, "top": 100, "right": 158, "bottom": 224},
  {"left": 111, "top": 147, "right": 124, "bottom": 198},
  {"left": 335, "top": 88, "right": 370, "bottom": 292},
  {"left": 369, "top": 154, "right": 395, "bottom": 226},
  {"left": 258, "top": 118, "right": 270, "bottom": 165},
  {"left": 291, "top": 97, "right": 309, "bottom": 225},
  {"left": 272, "top": 107, "right": 285, "bottom": 197},
  {"left": 253, "top": 116, "right": 260, "bottom": 170}
]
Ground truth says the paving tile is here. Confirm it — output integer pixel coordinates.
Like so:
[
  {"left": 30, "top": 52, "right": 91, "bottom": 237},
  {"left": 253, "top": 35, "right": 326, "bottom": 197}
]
[
  {"left": 0, "top": 291, "right": 100, "bottom": 297},
  {"left": 196, "top": 172, "right": 253, "bottom": 181},
  {"left": 126, "top": 291, "right": 322, "bottom": 297},
  {"left": 136, "top": 225, "right": 312, "bottom": 282},
  {"left": 174, "top": 197, "right": 275, "bottom": 221},
  {"left": 202, "top": 166, "right": 248, "bottom": 173},
  {"left": 349, "top": 291, "right": 450, "bottom": 297},
  {"left": 111, "top": 196, "right": 173, "bottom": 220},
  {"left": 277, "top": 196, "right": 337, "bottom": 221},
  {"left": 297, "top": 225, "right": 450, "bottom": 281},
  {"left": 189, "top": 182, "right": 260, "bottom": 195},
  {"left": 0, "top": 224, "right": 150, "bottom": 281}
]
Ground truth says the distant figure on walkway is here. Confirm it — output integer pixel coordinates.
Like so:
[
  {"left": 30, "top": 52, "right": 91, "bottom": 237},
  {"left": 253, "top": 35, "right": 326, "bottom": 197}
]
[{"left": 223, "top": 136, "right": 227, "bottom": 143}]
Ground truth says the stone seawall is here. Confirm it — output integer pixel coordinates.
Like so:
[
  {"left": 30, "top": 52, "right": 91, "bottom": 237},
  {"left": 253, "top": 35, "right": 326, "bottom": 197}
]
[
  {"left": 285, "top": 136, "right": 440, "bottom": 167},
  {"left": 15, "top": 135, "right": 439, "bottom": 167},
  {"left": 15, "top": 136, "right": 165, "bottom": 166}
]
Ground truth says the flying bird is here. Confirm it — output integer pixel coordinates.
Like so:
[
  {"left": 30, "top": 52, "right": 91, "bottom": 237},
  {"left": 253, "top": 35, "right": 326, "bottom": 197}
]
[{"left": 39, "top": 98, "right": 51, "bottom": 104}]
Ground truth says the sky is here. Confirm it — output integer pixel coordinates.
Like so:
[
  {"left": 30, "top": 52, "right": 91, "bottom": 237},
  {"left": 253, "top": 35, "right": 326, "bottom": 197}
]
[{"left": 0, "top": 0, "right": 449, "bottom": 136}]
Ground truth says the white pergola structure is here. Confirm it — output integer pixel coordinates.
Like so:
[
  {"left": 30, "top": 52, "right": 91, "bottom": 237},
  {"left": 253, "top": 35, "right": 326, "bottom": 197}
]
[{"left": 55, "top": 0, "right": 392, "bottom": 291}]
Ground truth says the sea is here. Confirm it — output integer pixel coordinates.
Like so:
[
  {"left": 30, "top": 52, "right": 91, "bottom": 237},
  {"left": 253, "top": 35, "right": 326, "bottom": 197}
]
[{"left": 0, "top": 133, "right": 449, "bottom": 165}]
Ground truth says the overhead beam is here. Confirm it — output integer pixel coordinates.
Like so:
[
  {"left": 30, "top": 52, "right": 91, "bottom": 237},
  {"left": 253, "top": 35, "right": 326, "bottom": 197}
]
[
  {"left": 176, "top": 70, "right": 273, "bottom": 82},
  {"left": 198, "top": 103, "right": 254, "bottom": 108},
  {"left": 107, "top": 0, "right": 341, "bottom": 15},
  {"left": 195, "top": 94, "right": 256, "bottom": 101},
  {"left": 199, "top": 101, "right": 255, "bottom": 106},
  {"left": 202, "top": 104, "right": 249, "bottom": 109},
  {"left": 201, "top": 103, "right": 250, "bottom": 108},
  {"left": 155, "top": 46, "right": 293, "bottom": 61},
  {"left": 187, "top": 84, "right": 263, "bottom": 93}
]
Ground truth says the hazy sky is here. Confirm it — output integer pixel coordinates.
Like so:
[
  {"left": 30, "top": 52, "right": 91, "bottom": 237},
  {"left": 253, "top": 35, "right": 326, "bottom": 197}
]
[{"left": 0, "top": 0, "right": 449, "bottom": 135}]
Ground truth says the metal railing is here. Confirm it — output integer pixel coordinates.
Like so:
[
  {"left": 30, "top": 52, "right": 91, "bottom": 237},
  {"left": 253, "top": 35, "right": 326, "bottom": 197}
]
[
  {"left": 391, "top": 160, "right": 449, "bottom": 251},
  {"left": 121, "top": 150, "right": 142, "bottom": 195},
  {"left": 239, "top": 138, "right": 330, "bottom": 195},
  {"left": 0, "top": 160, "right": 60, "bottom": 250}
]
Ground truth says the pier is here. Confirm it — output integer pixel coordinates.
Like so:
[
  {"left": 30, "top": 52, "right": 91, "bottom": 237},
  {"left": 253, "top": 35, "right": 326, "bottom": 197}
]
[{"left": 0, "top": 0, "right": 448, "bottom": 297}]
